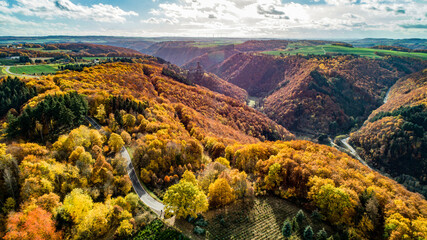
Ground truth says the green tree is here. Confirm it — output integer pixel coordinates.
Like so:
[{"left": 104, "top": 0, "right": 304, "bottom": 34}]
[
  {"left": 317, "top": 228, "right": 328, "bottom": 240},
  {"left": 2, "top": 197, "right": 16, "bottom": 214},
  {"left": 291, "top": 217, "right": 299, "bottom": 232},
  {"left": 303, "top": 226, "right": 313, "bottom": 240},
  {"left": 296, "top": 210, "right": 306, "bottom": 225},
  {"left": 282, "top": 219, "right": 292, "bottom": 238}
]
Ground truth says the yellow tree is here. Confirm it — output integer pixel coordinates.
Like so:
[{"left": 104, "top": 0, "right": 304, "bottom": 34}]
[
  {"left": 95, "top": 104, "right": 106, "bottom": 124},
  {"left": 215, "top": 157, "right": 230, "bottom": 168},
  {"left": 89, "top": 129, "right": 104, "bottom": 148},
  {"left": 63, "top": 188, "right": 93, "bottom": 224},
  {"left": 116, "top": 219, "right": 133, "bottom": 237},
  {"left": 121, "top": 131, "right": 131, "bottom": 145},
  {"left": 182, "top": 170, "right": 197, "bottom": 185},
  {"left": 228, "top": 169, "right": 252, "bottom": 199},
  {"left": 208, "top": 178, "right": 236, "bottom": 208},
  {"left": 123, "top": 114, "right": 136, "bottom": 130},
  {"left": 108, "top": 133, "right": 124, "bottom": 153},
  {"left": 411, "top": 217, "right": 427, "bottom": 240},
  {"left": 384, "top": 213, "right": 412, "bottom": 240},
  {"left": 163, "top": 174, "right": 208, "bottom": 218},
  {"left": 308, "top": 177, "right": 357, "bottom": 225},
  {"left": 265, "top": 162, "right": 282, "bottom": 190},
  {"left": 74, "top": 203, "right": 111, "bottom": 240}
]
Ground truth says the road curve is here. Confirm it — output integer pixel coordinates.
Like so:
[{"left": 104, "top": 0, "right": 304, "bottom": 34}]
[
  {"left": 321, "top": 46, "right": 326, "bottom": 55},
  {"left": 340, "top": 137, "right": 371, "bottom": 169},
  {"left": 383, "top": 87, "right": 392, "bottom": 103},
  {"left": 3, "top": 66, "right": 39, "bottom": 78},
  {"left": 86, "top": 116, "right": 165, "bottom": 216}
]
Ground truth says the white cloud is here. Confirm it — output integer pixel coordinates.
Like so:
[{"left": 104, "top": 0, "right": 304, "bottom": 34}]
[
  {"left": 139, "top": 0, "right": 426, "bottom": 38},
  {"left": 5, "top": 0, "right": 138, "bottom": 23},
  {"left": 325, "top": 0, "right": 358, "bottom": 6},
  {"left": 142, "top": 17, "right": 177, "bottom": 24},
  {"left": 0, "top": 13, "right": 37, "bottom": 26},
  {"left": 1, "top": 0, "right": 426, "bottom": 38}
]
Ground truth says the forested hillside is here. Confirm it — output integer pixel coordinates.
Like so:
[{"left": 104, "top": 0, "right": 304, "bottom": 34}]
[
  {"left": 190, "top": 72, "right": 248, "bottom": 103},
  {"left": 145, "top": 40, "right": 333, "bottom": 67},
  {"left": 0, "top": 56, "right": 426, "bottom": 240},
  {"left": 142, "top": 41, "right": 217, "bottom": 66},
  {"left": 0, "top": 59, "right": 292, "bottom": 239},
  {"left": 350, "top": 69, "right": 427, "bottom": 195},
  {"left": 0, "top": 43, "right": 143, "bottom": 59},
  {"left": 204, "top": 53, "right": 425, "bottom": 136}
]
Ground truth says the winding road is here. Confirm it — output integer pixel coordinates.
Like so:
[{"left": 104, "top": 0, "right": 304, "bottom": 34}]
[
  {"left": 3, "top": 66, "right": 39, "bottom": 78},
  {"left": 321, "top": 46, "right": 326, "bottom": 55},
  {"left": 383, "top": 87, "right": 392, "bottom": 103},
  {"left": 340, "top": 137, "right": 371, "bottom": 169},
  {"left": 335, "top": 86, "right": 394, "bottom": 170},
  {"left": 86, "top": 117, "right": 165, "bottom": 216}
]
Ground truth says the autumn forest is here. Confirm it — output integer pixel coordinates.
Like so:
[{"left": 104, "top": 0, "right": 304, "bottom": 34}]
[{"left": 0, "top": 37, "right": 426, "bottom": 240}]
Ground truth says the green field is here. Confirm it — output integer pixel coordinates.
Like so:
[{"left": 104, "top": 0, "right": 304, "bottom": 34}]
[
  {"left": 81, "top": 56, "right": 110, "bottom": 60},
  {"left": 9, "top": 64, "right": 59, "bottom": 75},
  {"left": 0, "top": 58, "right": 19, "bottom": 65},
  {"left": 190, "top": 40, "right": 244, "bottom": 48},
  {"left": 264, "top": 44, "right": 427, "bottom": 60},
  {"left": 26, "top": 47, "right": 72, "bottom": 53},
  {"left": 176, "top": 196, "right": 333, "bottom": 240}
]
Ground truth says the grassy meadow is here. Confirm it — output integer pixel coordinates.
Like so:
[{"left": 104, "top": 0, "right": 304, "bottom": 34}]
[
  {"left": 9, "top": 64, "right": 59, "bottom": 75},
  {"left": 264, "top": 44, "right": 427, "bottom": 60}
]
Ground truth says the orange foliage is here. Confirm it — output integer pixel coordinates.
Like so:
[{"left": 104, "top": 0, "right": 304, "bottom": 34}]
[
  {"left": 4, "top": 207, "right": 62, "bottom": 240},
  {"left": 225, "top": 140, "right": 427, "bottom": 238}
]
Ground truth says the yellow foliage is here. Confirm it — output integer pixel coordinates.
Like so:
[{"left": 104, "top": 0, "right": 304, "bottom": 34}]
[
  {"left": 215, "top": 157, "right": 230, "bottom": 168},
  {"left": 163, "top": 178, "right": 208, "bottom": 219},
  {"left": 208, "top": 178, "right": 236, "bottom": 208},
  {"left": 108, "top": 133, "right": 124, "bottom": 153},
  {"left": 63, "top": 189, "right": 94, "bottom": 224}
]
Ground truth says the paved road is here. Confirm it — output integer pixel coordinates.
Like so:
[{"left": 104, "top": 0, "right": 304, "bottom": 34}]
[
  {"left": 383, "top": 87, "right": 392, "bottom": 103},
  {"left": 334, "top": 86, "right": 393, "bottom": 170},
  {"left": 3, "top": 66, "right": 39, "bottom": 78},
  {"left": 321, "top": 46, "right": 326, "bottom": 54},
  {"left": 86, "top": 116, "right": 165, "bottom": 216},
  {"left": 340, "top": 137, "right": 371, "bottom": 169}
]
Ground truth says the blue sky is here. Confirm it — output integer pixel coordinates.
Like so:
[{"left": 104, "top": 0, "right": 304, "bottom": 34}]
[{"left": 0, "top": 0, "right": 426, "bottom": 38}]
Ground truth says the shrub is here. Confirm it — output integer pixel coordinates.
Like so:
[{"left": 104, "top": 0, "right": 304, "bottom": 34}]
[
  {"left": 193, "top": 226, "right": 206, "bottom": 235},
  {"left": 291, "top": 217, "right": 299, "bottom": 232},
  {"left": 311, "top": 209, "right": 322, "bottom": 223},
  {"left": 219, "top": 216, "right": 227, "bottom": 227},
  {"left": 194, "top": 215, "right": 208, "bottom": 227},
  {"left": 296, "top": 210, "right": 306, "bottom": 224},
  {"left": 162, "top": 67, "right": 193, "bottom": 86},
  {"left": 282, "top": 219, "right": 292, "bottom": 238},
  {"left": 303, "top": 226, "right": 314, "bottom": 240},
  {"left": 317, "top": 228, "right": 328, "bottom": 240}
]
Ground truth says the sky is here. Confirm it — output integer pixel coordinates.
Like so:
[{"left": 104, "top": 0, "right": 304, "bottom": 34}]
[{"left": 0, "top": 0, "right": 426, "bottom": 39}]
